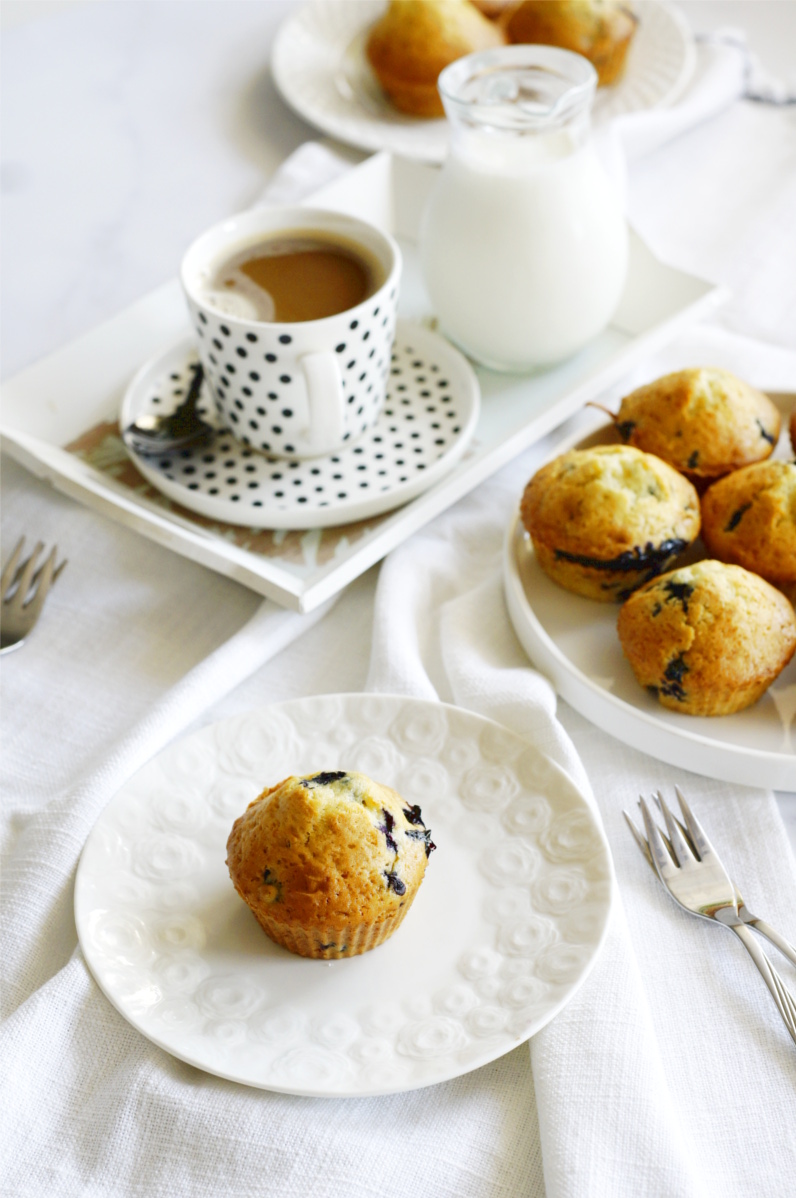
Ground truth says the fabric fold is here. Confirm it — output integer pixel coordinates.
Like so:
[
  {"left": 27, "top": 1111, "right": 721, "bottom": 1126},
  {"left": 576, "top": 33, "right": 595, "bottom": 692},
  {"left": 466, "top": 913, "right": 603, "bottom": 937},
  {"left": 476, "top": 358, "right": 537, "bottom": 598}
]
[
  {"left": 367, "top": 498, "right": 710, "bottom": 1198},
  {"left": 0, "top": 596, "right": 335, "bottom": 1019},
  {"left": 595, "top": 39, "right": 746, "bottom": 207}
]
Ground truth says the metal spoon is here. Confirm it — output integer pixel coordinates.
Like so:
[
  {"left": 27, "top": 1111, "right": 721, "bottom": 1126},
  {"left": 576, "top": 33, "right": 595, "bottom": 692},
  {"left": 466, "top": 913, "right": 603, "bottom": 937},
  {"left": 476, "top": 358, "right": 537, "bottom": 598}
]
[{"left": 122, "top": 362, "right": 215, "bottom": 457}]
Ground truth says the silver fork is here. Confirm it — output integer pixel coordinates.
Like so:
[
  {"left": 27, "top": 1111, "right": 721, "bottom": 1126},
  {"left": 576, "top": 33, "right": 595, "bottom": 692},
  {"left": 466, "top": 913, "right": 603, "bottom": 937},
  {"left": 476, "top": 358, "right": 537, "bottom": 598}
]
[
  {"left": 655, "top": 787, "right": 796, "bottom": 969},
  {"left": 0, "top": 537, "right": 67, "bottom": 654},
  {"left": 625, "top": 791, "right": 796, "bottom": 1045}
]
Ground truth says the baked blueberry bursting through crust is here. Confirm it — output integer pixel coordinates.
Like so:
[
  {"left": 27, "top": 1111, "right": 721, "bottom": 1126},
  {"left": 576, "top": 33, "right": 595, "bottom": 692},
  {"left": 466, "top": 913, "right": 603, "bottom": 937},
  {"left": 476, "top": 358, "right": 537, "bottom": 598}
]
[
  {"left": 300, "top": 771, "right": 347, "bottom": 788},
  {"left": 378, "top": 808, "right": 399, "bottom": 852},
  {"left": 553, "top": 538, "right": 690, "bottom": 575},
  {"left": 661, "top": 579, "right": 694, "bottom": 611},
  {"left": 402, "top": 803, "right": 436, "bottom": 856},
  {"left": 660, "top": 652, "right": 689, "bottom": 702},
  {"left": 406, "top": 827, "right": 437, "bottom": 857},
  {"left": 554, "top": 539, "right": 691, "bottom": 600},
  {"left": 725, "top": 503, "right": 752, "bottom": 532}
]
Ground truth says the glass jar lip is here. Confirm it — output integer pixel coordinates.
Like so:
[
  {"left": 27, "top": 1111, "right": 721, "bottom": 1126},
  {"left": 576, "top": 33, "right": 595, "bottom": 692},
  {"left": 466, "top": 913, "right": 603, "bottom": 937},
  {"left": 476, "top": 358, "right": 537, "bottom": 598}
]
[{"left": 438, "top": 45, "right": 597, "bottom": 132}]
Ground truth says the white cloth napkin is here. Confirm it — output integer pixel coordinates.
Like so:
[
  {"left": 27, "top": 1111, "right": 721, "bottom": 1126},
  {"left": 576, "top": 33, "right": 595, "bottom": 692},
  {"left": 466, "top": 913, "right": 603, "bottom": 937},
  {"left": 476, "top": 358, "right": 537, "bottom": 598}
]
[
  {"left": 365, "top": 322, "right": 796, "bottom": 1198},
  {"left": 595, "top": 33, "right": 746, "bottom": 206},
  {"left": 1, "top": 595, "right": 336, "bottom": 1013},
  {"left": 3, "top": 35, "right": 796, "bottom": 1198}
]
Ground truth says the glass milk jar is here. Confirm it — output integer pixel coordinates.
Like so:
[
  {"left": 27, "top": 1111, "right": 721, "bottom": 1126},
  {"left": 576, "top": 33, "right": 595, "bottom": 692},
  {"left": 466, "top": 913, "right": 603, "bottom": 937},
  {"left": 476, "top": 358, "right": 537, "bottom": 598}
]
[{"left": 420, "top": 46, "right": 628, "bottom": 373}]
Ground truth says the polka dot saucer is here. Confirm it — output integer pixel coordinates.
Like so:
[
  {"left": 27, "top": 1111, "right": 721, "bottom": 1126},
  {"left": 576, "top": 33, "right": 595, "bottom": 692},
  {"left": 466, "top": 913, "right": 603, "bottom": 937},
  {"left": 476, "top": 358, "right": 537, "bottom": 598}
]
[{"left": 120, "top": 321, "right": 480, "bottom": 530}]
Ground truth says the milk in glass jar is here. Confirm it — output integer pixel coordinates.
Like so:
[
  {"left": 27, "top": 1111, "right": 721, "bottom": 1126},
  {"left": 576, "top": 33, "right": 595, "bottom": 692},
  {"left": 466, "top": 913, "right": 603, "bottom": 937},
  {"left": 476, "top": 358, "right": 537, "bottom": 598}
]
[{"left": 420, "top": 46, "right": 628, "bottom": 372}]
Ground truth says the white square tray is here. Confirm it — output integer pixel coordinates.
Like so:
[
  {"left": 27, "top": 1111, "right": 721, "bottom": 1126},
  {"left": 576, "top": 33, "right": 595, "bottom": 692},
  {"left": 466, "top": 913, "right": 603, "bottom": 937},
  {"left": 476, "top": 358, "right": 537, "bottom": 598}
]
[{"left": 0, "top": 152, "right": 724, "bottom": 612}]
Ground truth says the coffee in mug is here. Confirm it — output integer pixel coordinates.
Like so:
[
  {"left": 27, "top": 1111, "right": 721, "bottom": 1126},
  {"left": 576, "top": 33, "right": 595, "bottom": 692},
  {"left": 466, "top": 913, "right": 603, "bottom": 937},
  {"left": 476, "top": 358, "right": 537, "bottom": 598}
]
[
  {"left": 205, "top": 232, "right": 387, "bottom": 324},
  {"left": 181, "top": 207, "right": 402, "bottom": 460}
]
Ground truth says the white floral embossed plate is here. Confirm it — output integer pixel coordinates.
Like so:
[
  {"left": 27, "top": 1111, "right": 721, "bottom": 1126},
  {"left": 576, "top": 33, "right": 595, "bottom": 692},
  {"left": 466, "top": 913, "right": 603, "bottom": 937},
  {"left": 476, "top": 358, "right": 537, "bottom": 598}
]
[
  {"left": 271, "top": 0, "right": 696, "bottom": 164},
  {"left": 75, "top": 694, "right": 613, "bottom": 1097}
]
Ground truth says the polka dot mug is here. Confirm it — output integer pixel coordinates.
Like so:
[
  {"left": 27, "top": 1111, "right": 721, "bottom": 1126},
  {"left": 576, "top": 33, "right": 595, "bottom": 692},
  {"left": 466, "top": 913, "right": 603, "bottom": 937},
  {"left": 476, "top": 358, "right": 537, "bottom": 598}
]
[{"left": 181, "top": 207, "right": 402, "bottom": 460}]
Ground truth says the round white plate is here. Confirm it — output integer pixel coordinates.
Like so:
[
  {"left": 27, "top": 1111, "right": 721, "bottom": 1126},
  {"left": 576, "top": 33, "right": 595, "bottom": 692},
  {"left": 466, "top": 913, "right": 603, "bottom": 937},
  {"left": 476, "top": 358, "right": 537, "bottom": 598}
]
[
  {"left": 75, "top": 694, "right": 613, "bottom": 1098},
  {"left": 271, "top": 0, "right": 696, "bottom": 164},
  {"left": 120, "top": 321, "right": 479, "bottom": 530},
  {"left": 503, "top": 417, "right": 796, "bottom": 791}
]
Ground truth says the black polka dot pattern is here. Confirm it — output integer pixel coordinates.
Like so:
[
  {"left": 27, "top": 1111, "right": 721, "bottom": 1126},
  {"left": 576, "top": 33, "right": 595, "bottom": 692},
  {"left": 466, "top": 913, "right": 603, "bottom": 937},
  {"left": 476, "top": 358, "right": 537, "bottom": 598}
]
[
  {"left": 185, "top": 291, "right": 397, "bottom": 458},
  {"left": 128, "top": 325, "right": 478, "bottom": 529}
]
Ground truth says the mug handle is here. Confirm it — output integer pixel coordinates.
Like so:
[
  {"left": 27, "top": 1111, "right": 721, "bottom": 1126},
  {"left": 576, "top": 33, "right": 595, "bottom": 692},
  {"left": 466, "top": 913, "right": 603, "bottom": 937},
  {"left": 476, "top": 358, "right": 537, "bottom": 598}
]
[{"left": 300, "top": 351, "right": 345, "bottom": 456}]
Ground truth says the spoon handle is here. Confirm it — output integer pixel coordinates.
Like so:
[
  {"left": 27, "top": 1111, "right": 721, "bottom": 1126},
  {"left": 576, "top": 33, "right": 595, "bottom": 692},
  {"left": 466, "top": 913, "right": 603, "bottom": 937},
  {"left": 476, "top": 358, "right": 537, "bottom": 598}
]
[{"left": 123, "top": 363, "right": 214, "bottom": 456}]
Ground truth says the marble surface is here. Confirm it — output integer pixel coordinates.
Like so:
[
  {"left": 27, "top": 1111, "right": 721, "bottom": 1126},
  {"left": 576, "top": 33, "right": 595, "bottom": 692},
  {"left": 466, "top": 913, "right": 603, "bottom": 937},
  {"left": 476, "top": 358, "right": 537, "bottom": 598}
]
[
  {"left": 1, "top": 0, "right": 311, "bottom": 378},
  {"left": 2, "top": 0, "right": 795, "bottom": 845}
]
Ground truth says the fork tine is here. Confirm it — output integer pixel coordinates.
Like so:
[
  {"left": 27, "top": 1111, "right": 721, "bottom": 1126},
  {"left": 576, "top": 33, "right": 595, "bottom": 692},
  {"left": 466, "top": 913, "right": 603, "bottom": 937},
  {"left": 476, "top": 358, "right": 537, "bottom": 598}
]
[
  {"left": 656, "top": 790, "right": 697, "bottom": 867},
  {"left": 674, "top": 785, "right": 720, "bottom": 862},
  {"left": 773, "top": 970, "right": 796, "bottom": 1025},
  {"left": 639, "top": 797, "right": 676, "bottom": 878},
  {"left": 17, "top": 546, "right": 57, "bottom": 622},
  {"left": 0, "top": 539, "right": 65, "bottom": 653},
  {"left": 653, "top": 790, "right": 694, "bottom": 851},
  {"left": 26, "top": 547, "right": 66, "bottom": 594},
  {"left": 10, "top": 541, "right": 44, "bottom": 603},
  {"left": 766, "top": 961, "right": 796, "bottom": 1044},
  {"left": 623, "top": 809, "right": 654, "bottom": 869},
  {"left": 0, "top": 537, "right": 25, "bottom": 599},
  {"left": 637, "top": 799, "right": 679, "bottom": 859}
]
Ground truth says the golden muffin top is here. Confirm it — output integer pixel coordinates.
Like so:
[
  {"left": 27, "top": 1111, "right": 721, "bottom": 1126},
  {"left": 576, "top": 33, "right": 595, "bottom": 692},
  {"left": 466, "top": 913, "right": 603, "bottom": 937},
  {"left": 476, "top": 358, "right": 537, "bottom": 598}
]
[
  {"left": 701, "top": 460, "right": 796, "bottom": 589},
  {"left": 615, "top": 368, "right": 781, "bottom": 482},
  {"left": 617, "top": 559, "right": 796, "bottom": 715},
  {"left": 366, "top": 0, "right": 504, "bottom": 117},
  {"left": 521, "top": 444, "right": 700, "bottom": 562},
  {"left": 226, "top": 771, "right": 434, "bottom": 930}
]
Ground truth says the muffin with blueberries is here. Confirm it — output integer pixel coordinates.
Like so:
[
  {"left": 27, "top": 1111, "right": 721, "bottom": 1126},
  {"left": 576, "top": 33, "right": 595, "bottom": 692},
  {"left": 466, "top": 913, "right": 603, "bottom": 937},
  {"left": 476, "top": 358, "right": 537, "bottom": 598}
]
[
  {"left": 226, "top": 770, "right": 434, "bottom": 960},
  {"left": 520, "top": 444, "right": 700, "bottom": 602},
  {"left": 505, "top": 0, "right": 638, "bottom": 86},
  {"left": 365, "top": 0, "right": 505, "bottom": 118},
  {"left": 617, "top": 560, "right": 796, "bottom": 716},
  {"left": 612, "top": 368, "right": 781, "bottom": 488},
  {"left": 701, "top": 460, "right": 796, "bottom": 601}
]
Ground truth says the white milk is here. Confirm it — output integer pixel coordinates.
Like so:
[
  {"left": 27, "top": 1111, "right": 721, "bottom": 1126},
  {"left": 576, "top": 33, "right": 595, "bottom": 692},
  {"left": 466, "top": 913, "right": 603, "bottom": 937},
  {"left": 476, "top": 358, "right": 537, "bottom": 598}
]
[{"left": 419, "top": 127, "right": 628, "bottom": 372}]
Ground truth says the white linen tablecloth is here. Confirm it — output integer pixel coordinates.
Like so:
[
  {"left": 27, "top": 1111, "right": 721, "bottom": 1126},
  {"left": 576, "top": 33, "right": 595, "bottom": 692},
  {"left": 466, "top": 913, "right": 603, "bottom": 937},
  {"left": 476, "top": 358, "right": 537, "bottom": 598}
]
[{"left": 2, "top": 3, "right": 796, "bottom": 1196}]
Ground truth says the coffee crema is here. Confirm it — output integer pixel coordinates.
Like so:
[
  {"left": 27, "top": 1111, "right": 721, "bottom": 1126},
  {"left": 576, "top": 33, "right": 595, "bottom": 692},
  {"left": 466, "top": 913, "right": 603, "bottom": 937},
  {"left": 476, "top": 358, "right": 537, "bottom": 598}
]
[{"left": 205, "top": 231, "right": 385, "bottom": 324}]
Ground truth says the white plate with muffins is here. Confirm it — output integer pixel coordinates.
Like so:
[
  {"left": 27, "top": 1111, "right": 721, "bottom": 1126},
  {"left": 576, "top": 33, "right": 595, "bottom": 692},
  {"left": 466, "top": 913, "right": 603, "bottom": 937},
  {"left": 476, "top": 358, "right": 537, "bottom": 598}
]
[
  {"left": 74, "top": 694, "right": 613, "bottom": 1097},
  {"left": 504, "top": 371, "right": 796, "bottom": 790},
  {"left": 272, "top": 0, "right": 696, "bottom": 164}
]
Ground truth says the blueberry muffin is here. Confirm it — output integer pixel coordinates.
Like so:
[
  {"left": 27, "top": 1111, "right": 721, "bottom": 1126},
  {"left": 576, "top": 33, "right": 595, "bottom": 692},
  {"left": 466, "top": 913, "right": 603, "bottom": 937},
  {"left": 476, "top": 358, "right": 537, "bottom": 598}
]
[
  {"left": 366, "top": 0, "right": 505, "bottom": 118},
  {"left": 520, "top": 444, "right": 700, "bottom": 602},
  {"left": 226, "top": 771, "right": 434, "bottom": 959},
  {"left": 613, "top": 368, "right": 781, "bottom": 487},
  {"left": 701, "top": 460, "right": 796, "bottom": 601},
  {"left": 617, "top": 560, "right": 796, "bottom": 716},
  {"left": 505, "top": 0, "right": 638, "bottom": 86}
]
